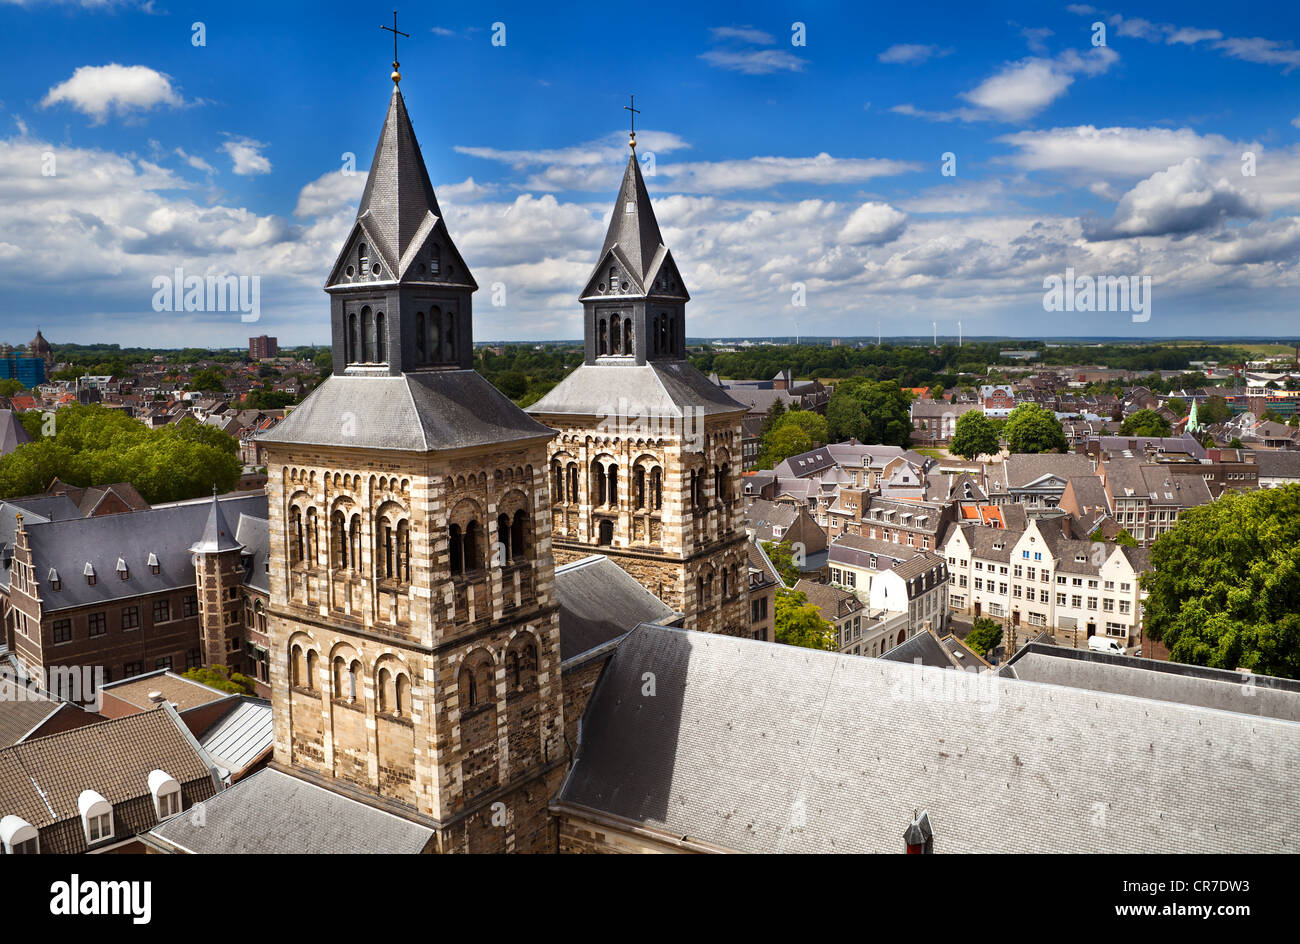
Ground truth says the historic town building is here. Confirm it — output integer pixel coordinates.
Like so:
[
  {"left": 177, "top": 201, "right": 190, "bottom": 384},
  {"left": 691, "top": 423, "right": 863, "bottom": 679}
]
[
  {"left": 255, "top": 72, "right": 566, "bottom": 853},
  {"left": 526, "top": 136, "right": 749, "bottom": 635}
]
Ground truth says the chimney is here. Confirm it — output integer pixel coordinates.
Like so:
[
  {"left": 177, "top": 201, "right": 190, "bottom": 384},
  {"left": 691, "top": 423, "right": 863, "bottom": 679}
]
[
  {"left": 904, "top": 810, "right": 934, "bottom": 854},
  {"left": 1060, "top": 516, "right": 1072, "bottom": 539}
]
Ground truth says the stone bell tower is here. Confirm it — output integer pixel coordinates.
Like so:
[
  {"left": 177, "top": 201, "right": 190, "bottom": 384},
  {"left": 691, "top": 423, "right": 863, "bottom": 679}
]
[
  {"left": 526, "top": 130, "right": 750, "bottom": 636},
  {"left": 257, "top": 61, "right": 565, "bottom": 853}
]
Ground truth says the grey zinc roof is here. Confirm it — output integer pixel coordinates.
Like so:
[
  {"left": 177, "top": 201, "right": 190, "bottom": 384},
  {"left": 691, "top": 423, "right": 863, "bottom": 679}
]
[
  {"left": 147, "top": 767, "right": 433, "bottom": 854},
  {"left": 259, "top": 371, "right": 554, "bottom": 452},
  {"left": 526, "top": 361, "right": 745, "bottom": 419},
  {"left": 1255, "top": 450, "right": 1300, "bottom": 479},
  {"left": 557, "top": 624, "right": 1300, "bottom": 853},
  {"left": 1001, "top": 645, "right": 1300, "bottom": 723},
  {"left": 1001, "top": 452, "right": 1096, "bottom": 488},
  {"left": 556, "top": 555, "right": 678, "bottom": 662},
  {"left": 586, "top": 152, "right": 668, "bottom": 291},
  {"left": 24, "top": 493, "right": 266, "bottom": 612},
  {"left": 199, "top": 698, "right": 273, "bottom": 776},
  {"left": 879, "top": 629, "right": 955, "bottom": 669},
  {"left": 191, "top": 492, "right": 242, "bottom": 553}
]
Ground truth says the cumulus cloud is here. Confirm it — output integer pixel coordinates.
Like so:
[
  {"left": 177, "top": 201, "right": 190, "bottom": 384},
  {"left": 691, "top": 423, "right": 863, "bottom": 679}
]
[
  {"left": 221, "top": 136, "right": 271, "bottom": 176},
  {"left": 41, "top": 64, "right": 184, "bottom": 123},
  {"left": 1085, "top": 157, "right": 1263, "bottom": 240},
  {"left": 839, "top": 202, "right": 907, "bottom": 244},
  {"left": 1208, "top": 218, "right": 1300, "bottom": 265},
  {"left": 958, "top": 47, "right": 1117, "bottom": 121},
  {"left": 999, "top": 125, "right": 1238, "bottom": 177}
]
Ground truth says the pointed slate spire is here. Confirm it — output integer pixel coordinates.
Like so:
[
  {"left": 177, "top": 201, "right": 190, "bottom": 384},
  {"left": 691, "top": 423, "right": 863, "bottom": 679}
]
[
  {"left": 594, "top": 151, "right": 666, "bottom": 289},
  {"left": 355, "top": 86, "right": 444, "bottom": 267},
  {"left": 191, "top": 489, "right": 242, "bottom": 554}
]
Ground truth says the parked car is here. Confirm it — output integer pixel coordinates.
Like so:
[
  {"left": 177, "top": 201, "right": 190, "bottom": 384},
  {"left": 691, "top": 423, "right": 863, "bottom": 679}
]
[{"left": 1088, "top": 635, "right": 1125, "bottom": 655}]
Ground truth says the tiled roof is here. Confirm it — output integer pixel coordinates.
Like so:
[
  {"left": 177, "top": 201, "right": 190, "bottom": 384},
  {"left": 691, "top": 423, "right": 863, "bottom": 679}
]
[{"left": 556, "top": 555, "right": 678, "bottom": 662}]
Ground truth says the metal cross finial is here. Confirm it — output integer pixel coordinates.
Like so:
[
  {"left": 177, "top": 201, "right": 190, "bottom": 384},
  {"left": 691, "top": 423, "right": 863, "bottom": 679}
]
[
  {"left": 624, "top": 94, "right": 641, "bottom": 149},
  {"left": 382, "top": 10, "right": 410, "bottom": 83}
]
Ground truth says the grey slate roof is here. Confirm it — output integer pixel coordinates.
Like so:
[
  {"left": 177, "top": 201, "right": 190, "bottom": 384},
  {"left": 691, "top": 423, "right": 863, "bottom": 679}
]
[
  {"left": 587, "top": 152, "right": 667, "bottom": 291},
  {"left": 1255, "top": 450, "right": 1300, "bottom": 479},
  {"left": 24, "top": 493, "right": 266, "bottom": 612},
  {"left": 235, "top": 513, "right": 270, "bottom": 593},
  {"left": 526, "top": 361, "right": 745, "bottom": 419},
  {"left": 1001, "top": 643, "right": 1300, "bottom": 722},
  {"left": 0, "top": 409, "right": 31, "bottom": 456},
  {"left": 259, "top": 371, "right": 554, "bottom": 452},
  {"left": 191, "top": 492, "right": 242, "bottom": 553},
  {"left": 556, "top": 624, "right": 1300, "bottom": 853},
  {"left": 147, "top": 767, "right": 433, "bottom": 854},
  {"left": 556, "top": 555, "right": 678, "bottom": 662}
]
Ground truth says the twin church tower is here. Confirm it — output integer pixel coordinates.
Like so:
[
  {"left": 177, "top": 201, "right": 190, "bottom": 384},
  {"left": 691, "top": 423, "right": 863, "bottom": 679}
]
[{"left": 257, "top": 66, "right": 746, "bottom": 851}]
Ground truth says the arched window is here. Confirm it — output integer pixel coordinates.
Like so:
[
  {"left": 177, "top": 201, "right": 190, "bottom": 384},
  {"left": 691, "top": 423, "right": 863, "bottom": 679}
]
[
  {"left": 306, "top": 507, "right": 318, "bottom": 564},
  {"left": 429, "top": 306, "right": 441, "bottom": 359},
  {"left": 395, "top": 673, "right": 411, "bottom": 716},
  {"left": 610, "top": 316, "right": 621, "bottom": 355},
  {"left": 415, "top": 312, "right": 425, "bottom": 359},
  {"left": 290, "top": 644, "right": 304, "bottom": 687},
  {"left": 567, "top": 463, "right": 578, "bottom": 502},
  {"left": 449, "top": 523, "right": 464, "bottom": 575},
  {"left": 375, "top": 311, "right": 387, "bottom": 363},
  {"left": 608, "top": 266, "right": 617, "bottom": 291},
  {"left": 348, "top": 313, "right": 358, "bottom": 362},
  {"left": 348, "top": 516, "right": 361, "bottom": 571},
  {"left": 305, "top": 649, "right": 319, "bottom": 691},
  {"left": 361, "top": 306, "right": 374, "bottom": 362},
  {"left": 651, "top": 467, "right": 663, "bottom": 510},
  {"left": 358, "top": 243, "right": 368, "bottom": 273},
  {"left": 396, "top": 520, "right": 410, "bottom": 582},
  {"left": 507, "top": 638, "right": 538, "bottom": 692},
  {"left": 378, "top": 667, "right": 395, "bottom": 713},
  {"left": 552, "top": 462, "right": 563, "bottom": 502},
  {"left": 634, "top": 467, "right": 646, "bottom": 509},
  {"left": 289, "top": 506, "right": 303, "bottom": 564},
  {"left": 598, "top": 318, "right": 608, "bottom": 356},
  {"left": 608, "top": 465, "right": 618, "bottom": 506},
  {"left": 598, "top": 519, "right": 614, "bottom": 546},
  {"left": 430, "top": 244, "right": 441, "bottom": 277},
  {"left": 624, "top": 317, "right": 633, "bottom": 354},
  {"left": 463, "top": 520, "right": 481, "bottom": 572},
  {"left": 496, "top": 513, "right": 511, "bottom": 565},
  {"left": 332, "top": 510, "right": 348, "bottom": 567},
  {"left": 594, "top": 463, "right": 607, "bottom": 506},
  {"left": 446, "top": 311, "right": 456, "bottom": 360},
  {"left": 511, "top": 510, "right": 526, "bottom": 559}
]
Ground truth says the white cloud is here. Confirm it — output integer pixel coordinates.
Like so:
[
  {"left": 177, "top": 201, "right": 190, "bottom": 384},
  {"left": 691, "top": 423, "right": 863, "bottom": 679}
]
[
  {"left": 700, "top": 48, "right": 804, "bottom": 74},
  {"left": 174, "top": 148, "right": 214, "bottom": 174},
  {"left": 41, "top": 64, "right": 184, "bottom": 123},
  {"left": 293, "top": 169, "right": 366, "bottom": 217},
  {"left": 958, "top": 47, "right": 1117, "bottom": 122},
  {"left": 709, "top": 26, "right": 774, "bottom": 45},
  {"left": 1085, "top": 157, "right": 1263, "bottom": 240},
  {"left": 840, "top": 202, "right": 907, "bottom": 244},
  {"left": 1215, "top": 36, "right": 1300, "bottom": 73},
  {"left": 999, "top": 125, "right": 1238, "bottom": 177},
  {"left": 221, "top": 136, "right": 272, "bottom": 176},
  {"left": 878, "top": 44, "right": 952, "bottom": 65}
]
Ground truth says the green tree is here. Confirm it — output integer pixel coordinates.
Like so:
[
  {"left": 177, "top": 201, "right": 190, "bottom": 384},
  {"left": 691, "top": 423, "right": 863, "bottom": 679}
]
[
  {"left": 1199, "top": 395, "right": 1232, "bottom": 426},
  {"left": 1164, "top": 397, "right": 1188, "bottom": 417},
  {"left": 949, "top": 409, "right": 1000, "bottom": 459},
  {"left": 774, "top": 588, "right": 837, "bottom": 651},
  {"left": 0, "top": 378, "right": 25, "bottom": 397},
  {"left": 774, "top": 409, "right": 827, "bottom": 444},
  {"left": 761, "top": 540, "right": 801, "bottom": 586},
  {"left": 825, "top": 379, "right": 912, "bottom": 446},
  {"left": 182, "top": 664, "right": 256, "bottom": 695},
  {"left": 1003, "top": 403, "right": 1067, "bottom": 454},
  {"left": 1120, "top": 409, "right": 1172, "bottom": 438},
  {"left": 1141, "top": 485, "right": 1300, "bottom": 678},
  {"left": 760, "top": 398, "right": 788, "bottom": 437},
  {"left": 965, "top": 617, "right": 1003, "bottom": 658},
  {"left": 757, "top": 424, "right": 812, "bottom": 470}
]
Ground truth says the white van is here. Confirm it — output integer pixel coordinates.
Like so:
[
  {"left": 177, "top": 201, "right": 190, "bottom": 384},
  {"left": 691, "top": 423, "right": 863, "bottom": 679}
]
[{"left": 1088, "top": 635, "right": 1125, "bottom": 655}]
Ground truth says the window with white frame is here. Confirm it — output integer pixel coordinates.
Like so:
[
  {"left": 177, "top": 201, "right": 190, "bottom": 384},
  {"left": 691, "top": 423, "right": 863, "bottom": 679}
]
[
  {"left": 148, "top": 770, "right": 183, "bottom": 820},
  {"left": 78, "top": 790, "right": 114, "bottom": 845},
  {"left": 0, "top": 815, "right": 39, "bottom": 855}
]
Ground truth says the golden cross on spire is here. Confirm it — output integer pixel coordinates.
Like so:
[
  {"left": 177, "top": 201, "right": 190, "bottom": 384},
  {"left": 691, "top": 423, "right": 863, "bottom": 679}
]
[
  {"left": 382, "top": 10, "right": 410, "bottom": 84},
  {"left": 624, "top": 94, "right": 641, "bottom": 150}
]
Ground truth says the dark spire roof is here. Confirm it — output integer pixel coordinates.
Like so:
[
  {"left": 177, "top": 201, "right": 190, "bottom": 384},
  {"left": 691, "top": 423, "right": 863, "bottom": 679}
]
[
  {"left": 191, "top": 492, "right": 242, "bottom": 554},
  {"left": 595, "top": 152, "right": 665, "bottom": 286},
  {"left": 355, "top": 86, "right": 443, "bottom": 268}
]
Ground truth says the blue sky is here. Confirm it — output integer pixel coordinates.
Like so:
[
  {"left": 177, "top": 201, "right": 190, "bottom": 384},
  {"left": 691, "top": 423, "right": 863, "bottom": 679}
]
[{"left": 2, "top": 0, "right": 1299, "bottom": 347}]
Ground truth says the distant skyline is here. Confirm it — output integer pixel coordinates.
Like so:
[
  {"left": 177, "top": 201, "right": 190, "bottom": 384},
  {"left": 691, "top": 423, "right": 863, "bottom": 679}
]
[{"left": 3, "top": 1, "right": 1300, "bottom": 347}]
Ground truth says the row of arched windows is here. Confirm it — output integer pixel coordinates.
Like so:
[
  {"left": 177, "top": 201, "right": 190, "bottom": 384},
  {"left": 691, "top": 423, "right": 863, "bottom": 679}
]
[
  {"left": 345, "top": 307, "right": 387, "bottom": 365},
  {"left": 449, "top": 509, "right": 530, "bottom": 576},
  {"left": 457, "top": 635, "right": 539, "bottom": 711},
  {"left": 651, "top": 312, "right": 678, "bottom": 357},
  {"left": 551, "top": 458, "right": 663, "bottom": 512},
  {"left": 696, "top": 563, "right": 742, "bottom": 605},
  {"left": 290, "top": 644, "right": 413, "bottom": 716},
  {"left": 597, "top": 313, "right": 633, "bottom": 356}
]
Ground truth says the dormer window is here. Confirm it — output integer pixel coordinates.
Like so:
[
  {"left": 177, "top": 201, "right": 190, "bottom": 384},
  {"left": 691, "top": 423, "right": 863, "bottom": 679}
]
[
  {"left": 148, "top": 770, "right": 183, "bottom": 820},
  {"left": 0, "top": 815, "right": 38, "bottom": 855},
  {"left": 117, "top": 558, "right": 129, "bottom": 580},
  {"left": 78, "top": 790, "right": 113, "bottom": 845},
  {"left": 148, "top": 552, "right": 160, "bottom": 575},
  {"left": 84, "top": 563, "right": 96, "bottom": 586},
  {"left": 47, "top": 568, "right": 60, "bottom": 591}
]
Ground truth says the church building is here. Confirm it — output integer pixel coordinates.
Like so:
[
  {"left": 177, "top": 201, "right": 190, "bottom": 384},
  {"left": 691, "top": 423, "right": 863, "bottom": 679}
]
[{"left": 525, "top": 132, "right": 750, "bottom": 636}]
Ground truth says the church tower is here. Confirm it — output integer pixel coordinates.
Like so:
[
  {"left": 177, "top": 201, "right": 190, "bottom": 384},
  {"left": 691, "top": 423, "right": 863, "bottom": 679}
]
[
  {"left": 258, "top": 67, "right": 565, "bottom": 853},
  {"left": 526, "top": 135, "right": 750, "bottom": 635}
]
